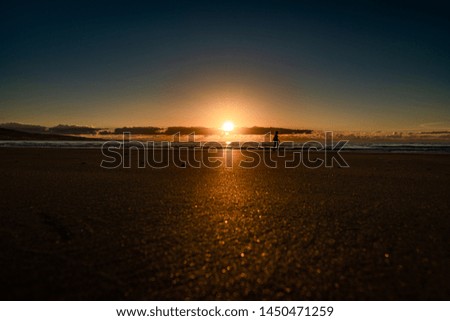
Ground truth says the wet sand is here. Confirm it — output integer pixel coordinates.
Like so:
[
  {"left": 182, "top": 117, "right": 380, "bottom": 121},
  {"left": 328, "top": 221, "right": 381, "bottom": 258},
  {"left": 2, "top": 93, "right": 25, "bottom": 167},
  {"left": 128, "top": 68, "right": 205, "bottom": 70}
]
[{"left": 0, "top": 148, "right": 449, "bottom": 300}]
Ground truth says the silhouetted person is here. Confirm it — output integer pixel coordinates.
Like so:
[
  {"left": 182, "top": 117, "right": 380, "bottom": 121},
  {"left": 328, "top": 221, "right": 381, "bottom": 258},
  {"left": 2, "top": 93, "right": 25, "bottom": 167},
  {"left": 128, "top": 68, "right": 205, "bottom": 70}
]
[{"left": 273, "top": 131, "right": 279, "bottom": 148}]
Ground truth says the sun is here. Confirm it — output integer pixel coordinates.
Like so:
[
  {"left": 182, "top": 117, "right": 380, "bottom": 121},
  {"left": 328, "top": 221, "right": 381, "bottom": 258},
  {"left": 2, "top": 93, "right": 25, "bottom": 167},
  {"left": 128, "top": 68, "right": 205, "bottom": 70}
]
[{"left": 222, "top": 121, "right": 234, "bottom": 132}]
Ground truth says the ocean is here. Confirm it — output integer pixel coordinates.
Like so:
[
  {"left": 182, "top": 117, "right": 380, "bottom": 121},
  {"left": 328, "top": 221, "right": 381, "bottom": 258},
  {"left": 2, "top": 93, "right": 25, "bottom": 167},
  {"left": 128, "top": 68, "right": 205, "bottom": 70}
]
[{"left": 2, "top": 140, "right": 450, "bottom": 153}]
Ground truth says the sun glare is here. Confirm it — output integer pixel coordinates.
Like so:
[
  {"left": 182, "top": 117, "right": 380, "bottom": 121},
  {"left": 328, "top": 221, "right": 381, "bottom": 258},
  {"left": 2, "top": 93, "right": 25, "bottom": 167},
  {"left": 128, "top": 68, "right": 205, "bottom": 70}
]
[{"left": 222, "top": 121, "right": 234, "bottom": 132}]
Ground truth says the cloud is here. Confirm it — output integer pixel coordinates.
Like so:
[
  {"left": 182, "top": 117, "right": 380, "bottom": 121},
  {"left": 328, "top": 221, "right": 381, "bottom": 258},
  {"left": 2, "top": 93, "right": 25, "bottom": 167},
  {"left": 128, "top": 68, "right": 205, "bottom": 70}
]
[
  {"left": 48, "top": 124, "right": 101, "bottom": 135},
  {"left": 418, "top": 121, "right": 450, "bottom": 129}
]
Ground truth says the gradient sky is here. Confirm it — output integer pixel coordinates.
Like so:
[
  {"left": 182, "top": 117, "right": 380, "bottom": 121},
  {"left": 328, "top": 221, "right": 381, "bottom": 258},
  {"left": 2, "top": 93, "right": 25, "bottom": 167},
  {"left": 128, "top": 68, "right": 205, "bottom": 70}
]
[{"left": 1, "top": 1, "right": 449, "bottom": 130}]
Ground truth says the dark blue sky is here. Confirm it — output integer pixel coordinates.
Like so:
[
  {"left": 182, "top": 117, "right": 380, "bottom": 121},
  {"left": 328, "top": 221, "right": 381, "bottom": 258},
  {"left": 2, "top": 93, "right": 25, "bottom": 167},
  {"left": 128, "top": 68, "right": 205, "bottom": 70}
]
[{"left": 1, "top": 1, "right": 449, "bottom": 130}]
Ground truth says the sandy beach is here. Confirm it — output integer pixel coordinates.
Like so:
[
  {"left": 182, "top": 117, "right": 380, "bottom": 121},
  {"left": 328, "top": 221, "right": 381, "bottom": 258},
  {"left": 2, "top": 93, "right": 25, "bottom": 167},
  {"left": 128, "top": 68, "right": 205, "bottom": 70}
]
[{"left": 0, "top": 148, "right": 449, "bottom": 300}]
